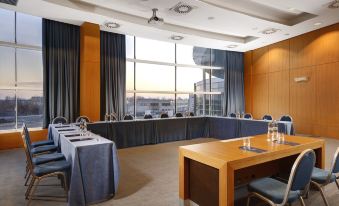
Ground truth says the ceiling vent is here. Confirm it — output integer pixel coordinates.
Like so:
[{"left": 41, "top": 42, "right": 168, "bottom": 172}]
[
  {"left": 0, "top": 0, "right": 18, "bottom": 6},
  {"left": 169, "top": 2, "right": 196, "bottom": 14}
]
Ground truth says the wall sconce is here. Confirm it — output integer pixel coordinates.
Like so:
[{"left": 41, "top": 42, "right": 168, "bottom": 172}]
[{"left": 294, "top": 76, "right": 308, "bottom": 83}]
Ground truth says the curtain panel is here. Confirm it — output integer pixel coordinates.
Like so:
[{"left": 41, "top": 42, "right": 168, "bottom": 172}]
[
  {"left": 100, "top": 31, "right": 126, "bottom": 120},
  {"left": 42, "top": 19, "right": 80, "bottom": 128}
]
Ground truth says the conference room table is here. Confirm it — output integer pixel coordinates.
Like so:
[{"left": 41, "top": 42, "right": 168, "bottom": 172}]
[
  {"left": 179, "top": 134, "right": 325, "bottom": 206},
  {"left": 48, "top": 124, "right": 119, "bottom": 206},
  {"left": 87, "top": 116, "right": 294, "bottom": 149}
]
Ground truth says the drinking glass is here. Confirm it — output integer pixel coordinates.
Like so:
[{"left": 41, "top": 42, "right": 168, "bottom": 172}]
[{"left": 243, "top": 138, "right": 251, "bottom": 149}]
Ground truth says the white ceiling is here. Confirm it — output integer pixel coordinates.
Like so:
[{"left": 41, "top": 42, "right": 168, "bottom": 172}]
[{"left": 1, "top": 0, "right": 339, "bottom": 52}]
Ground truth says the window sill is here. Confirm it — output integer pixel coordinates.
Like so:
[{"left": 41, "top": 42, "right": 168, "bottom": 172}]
[{"left": 0, "top": 127, "right": 44, "bottom": 134}]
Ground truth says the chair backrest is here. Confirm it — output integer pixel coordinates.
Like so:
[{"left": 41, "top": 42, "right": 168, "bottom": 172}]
[
  {"left": 189, "top": 112, "right": 194, "bottom": 117},
  {"left": 52, "top": 116, "right": 68, "bottom": 124},
  {"left": 330, "top": 147, "right": 339, "bottom": 174},
  {"left": 21, "top": 125, "right": 35, "bottom": 172},
  {"left": 124, "top": 114, "right": 134, "bottom": 120},
  {"left": 75, "top": 116, "right": 90, "bottom": 123},
  {"left": 144, "top": 114, "right": 153, "bottom": 119},
  {"left": 282, "top": 149, "right": 315, "bottom": 204},
  {"left": 229, "top": 113, "right": 236, "bottom": 118},
  {"left": 160, "top": 113, "right": 169, "bottom": 118},
  {"left": 244, "top": 113, "right": 252, "bottom": 119},
  {"left": 176, "top": 113, "right": 183, "bottom": 117},
  {"left": 262, "top": 115, "right": 273, "bottom": 121},
  {"left": 280, "top": 115, "right": 293, "bottom": 122}
]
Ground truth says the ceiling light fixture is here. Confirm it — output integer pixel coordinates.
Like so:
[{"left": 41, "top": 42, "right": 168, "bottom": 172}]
[
  {"left": 207, "top": 16, "right": 214, "bottom": 20},
  {"left": 170, "top": 35, "right": 184, "bottom": 41},
  {"left": 104, "top": 22, "right": 120, "bottom": 29},
  {"left": 314, "top": 22, "right": 322, "bottom": 26},
  {"left": 260, "top": 28, "right": 280, "bottom": 34},
  {"left": 170, "top": 2, "right": 195, "bottom": 14},
  {"left": 226, "top": 45, "right": 238, "bottom": 48},
  {"left": 148, "top": 8, "right": 164, "bottom": 25},
  {"left": 329, "top": 0, "right": 339, "bottom": 8}
]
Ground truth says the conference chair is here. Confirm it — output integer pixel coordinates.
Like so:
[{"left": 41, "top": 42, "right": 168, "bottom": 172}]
[
  {"left": 189, "top": 112, "right": 194, "bottom": 117},
  {"left": 21, "top": 130, "right": 70, "bottom": 204},
  {"left": 244, "top": 113, "right": 253, "bottom": 119},
  {"left": 247, "top": 149, "right": 316, "bottom": 206},
  {"left": 124, "top": 114, "right": 134, "bottom": 120},
  {"left": 160, "top": 113, "right": 169, "bottom": 118},
  {"left": 229, "top": 113, "right": 236, "bottom": 118},
  {"left": 280, "top": 115, "right": 293, "bottom": 122},
  {"left": 263, "top": 114, "right": 273, "bottom": 121},
  {"left": 75, "top": 115, "right": 90, "bottom": 123},
  {"left": 144, "top": 114, "right": 153, "bottom": 119},
  {"left": 52, "top": 116, "right": 68, "bottom": 124},
  {"left": 310, "top": 147, "right": 339, "bottom": 206},
  {"left": 175, "top": 113, "right": 183, "bottom": 117}
]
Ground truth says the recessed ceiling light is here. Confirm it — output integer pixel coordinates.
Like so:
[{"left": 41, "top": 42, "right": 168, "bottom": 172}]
[
  {"left": 284, "top": 33, "right": 290, "bottom": 36},
  {"left": 207, "top": 16, "right": 214, "bottom": 20},
  {"left": 104, "top": 22, "right": 120, "bottom": 29},
  {"left": 329, "top": 0, "right": 339, "bottom": 8},
  {"left": 260, "top": 28, "right": 280, "bottom": 34},
  {"left": 314, "top": 22, "right": 322, "bottom": 26},
  {"left": 170, "top": 35, "right": 184, "bottom": 41},
  {"left": 226, "top": 45, "right": 238, "bottom": 48}
]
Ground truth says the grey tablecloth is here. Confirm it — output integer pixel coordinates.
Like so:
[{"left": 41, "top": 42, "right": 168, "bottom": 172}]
[{"left": 49, "top": 125, "right": 119, "bottom": 206}]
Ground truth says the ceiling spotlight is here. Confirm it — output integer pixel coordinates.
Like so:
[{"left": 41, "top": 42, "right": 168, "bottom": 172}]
[
  {"left": 170, "top": 35, "right": 184, "bottom": 41},
  {"left": 284, "top": 33, "right": 290, "bottom": 36},
  {"left": 226, "top": 45, "right": 238, "bottom": 48},
  {"left": 104, "top": 22, "right": 120, "bottom": 29},
  {"left": 207, "top": 16, "right": 215, "bottom": 20},
  {"left": 148, "top": 8, "right": 164, "bottom": 25},
  {"left": 260, "top": 28, "right": 280, "bottom": 34},
  {"left": 314, "top": 22, "right": 322, "bottom": 26},
  {"left": 329, "top": 0, "right": 339, "bottom": 8}
]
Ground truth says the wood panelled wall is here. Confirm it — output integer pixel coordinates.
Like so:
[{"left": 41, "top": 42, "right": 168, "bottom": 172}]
[{"left": 245, "top": 23, "right": 339, "bottom": 138}]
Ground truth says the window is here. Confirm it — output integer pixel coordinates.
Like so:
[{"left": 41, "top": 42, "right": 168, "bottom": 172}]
[
  {"left": 0, "top": 8, "right": 43, "bottom": 130},
  {"left": 126, "top": 35, "right": 224, "bottom": 118}
]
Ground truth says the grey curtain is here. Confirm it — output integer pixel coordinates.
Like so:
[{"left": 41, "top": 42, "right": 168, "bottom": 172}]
[
  {"left": 224, "top": 51, "right": 244, "bottom": 115},
  {"left": 100, "top": 31, "right": 126, "bottom": 120},
  {"left": 42, "top": 19, "right": 80, "bottom": 128}
]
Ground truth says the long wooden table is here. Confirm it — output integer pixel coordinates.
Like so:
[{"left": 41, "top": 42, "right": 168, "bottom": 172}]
[{"left": 179, "top": 135, "right": 325, "bottom": 206}]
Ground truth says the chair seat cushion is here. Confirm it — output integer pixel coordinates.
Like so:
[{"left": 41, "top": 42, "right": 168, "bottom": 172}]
[
  {"left": 311, "top": 167, "right": 336, "bottom": 184},
  {"left": 248, "top": 177, "right": 300, "bottom": 204},
  {"left": 31, "top": 140, "right": 55, "bottom": 148},
  {"left": 33, "top": 160, "right": 71, "bottom": 177},
  {"left": 32, "top": 153, "right": 65, "bottom": 165},
  {"left": 30, "top": 144, "right": 57, "bottom": 155}
]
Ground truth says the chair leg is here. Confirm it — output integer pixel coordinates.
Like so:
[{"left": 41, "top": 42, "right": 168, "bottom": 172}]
[
  {"left": 246, "top": 194, "right": 252, "bottom": 206},
  {"left": 299, "top": 196, "right": 306, "bottom": 206},
  {"left": 24, "top": 164, "right": 29, "bottom": 179},
  {"left": 25, "top": 176, "right": 35, "bottom": 199},
  {"left": 28, "top": 178, "right": 39, "bottom": 206},
  {"left": 313, "top": 183, "right": 330, "bottom": 206},
  {"left": 335, "top": 178, "right": 339, "bottom": 190},
  {"left": 24, "top": 172, "right": 31, "bottom": 186}
]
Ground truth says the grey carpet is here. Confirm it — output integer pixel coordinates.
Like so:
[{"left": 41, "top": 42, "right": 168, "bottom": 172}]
[{"left": 0, "top": 137, "right": 338, "bottom": 206}]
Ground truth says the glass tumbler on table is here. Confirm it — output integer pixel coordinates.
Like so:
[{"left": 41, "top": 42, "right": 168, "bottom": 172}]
[{"left": 243, "top": 138, "right": 251, "bottom": 149}]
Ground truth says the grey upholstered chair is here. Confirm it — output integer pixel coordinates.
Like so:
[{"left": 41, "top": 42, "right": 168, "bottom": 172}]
[
  {"left": 52, "top": 116, "right": 68, "bottom": 124},
  {"left": 310, "top": 147, "right": 339, "bottom": 206},
  {"left": 263, "top": 114, "right": 273, "bottom": 121},
  {"left": 75, "top": 115, "right": 90, "bottom": 123},
  {"left": 247, "top": 149, "right": 316, "bottom": 206}
]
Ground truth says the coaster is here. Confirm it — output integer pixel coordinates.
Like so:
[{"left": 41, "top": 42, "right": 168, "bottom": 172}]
[
  {"left": 275, "top": 141, "right": 300, "bottom": 146},
  {"left": 239, "top": 146, "right": 267, "bottom": 153}
]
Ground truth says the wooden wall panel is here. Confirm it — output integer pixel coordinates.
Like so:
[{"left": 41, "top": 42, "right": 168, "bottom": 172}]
[
  {"left": 0, "top": 129, "right": 48, "bottom": 150},
  {"left": 244, "top": 51, "right": 252, "bottom": 113},
  {"left": 268, "top": 71, "right": 289, "bottom": 120},
  {"left": 80, "top": 22, "right": 101, "bottom": 122},
  {"left": 268, "top": 40, "right": 289, "bottom": 73},
  {"left": 252, "top": 74, "right": 268, "bottom": 119},
  {"left": 252, "top": 46, "right": 269, "bottom": 75}
]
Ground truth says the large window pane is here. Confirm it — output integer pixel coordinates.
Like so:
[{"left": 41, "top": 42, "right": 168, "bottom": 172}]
[
  {"left": 176, "top": 94, "right": 194, "bottom": 114},
  {"left": 136, "top": 37, "right": 175, "bottom": 63},
  {"left": 176, "top": 44, "right": 210, "bottom": 66},
  {"left": 0, "top": 90, "right": 16, "bottom": 130},
  {"left": 210, "top": 94, "right": 223, "bottom": 116},
  {"left": 0, "top": 8, "right": 15, "bottom": 43},
  {"left": 135, "top": 63, "right": 174, "bottom": 91},
  {"left": 126, "top": 62, "right": 134, "bottom": 91},
  {"left": 125, "top": 93, "right": 134, "bottom": 116},
  {"left": 126, "top": 35, "right": 134, "bottom": 59},
  {"left": 17, "top": 90, "right": 43, "bottom": 128},
  {"left": 16, "top": 12, "right": 42, "bottom": 47},
  {"left": 0, "top": 46, "right": 15, "bottom": 87},
  {"left": 177, "top": 67, "right": 211, "bottom": 92},
  {"left": 135, "top": 93, "right": 174, "bottom": 119},
  {"left": 16, "top": 49, "right": 43, "bottom": 88}
]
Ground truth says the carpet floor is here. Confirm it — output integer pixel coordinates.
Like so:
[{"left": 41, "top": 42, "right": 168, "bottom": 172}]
[{"left": 0, "top": 137, "right": 338, "bottom": 206}]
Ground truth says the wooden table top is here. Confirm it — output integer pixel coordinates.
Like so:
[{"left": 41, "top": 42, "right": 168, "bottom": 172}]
[{"left": 179, "top": 134, "right": 325, "bottom": 170}]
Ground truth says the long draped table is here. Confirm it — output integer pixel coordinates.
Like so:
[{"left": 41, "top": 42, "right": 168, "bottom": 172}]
[
  {"left": 87, "top": 117, "right": 293, "bottom": 149},
  {"left": 48, "top": 124, "right": 119, "bottom": 206}
]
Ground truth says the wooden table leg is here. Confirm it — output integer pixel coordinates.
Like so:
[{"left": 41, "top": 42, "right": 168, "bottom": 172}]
[
  {"left": 219, "top": 164, "right": 229, "bottom": 206},
  {"left": 179, "top": 151, "right": 189, "bottom": 205}
]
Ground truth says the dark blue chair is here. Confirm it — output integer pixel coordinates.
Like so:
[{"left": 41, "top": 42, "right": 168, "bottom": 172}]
[
  {"left": 75, "top": 115, "right": 90, "bottom": 123},
  {"left": 263, "top": 115, "right": 273, "bottom": 121},
  {"left": 144, "top": 114, "right": 153, "bottom": 119},
  {"left": 160, "top": 113, "right": 169, "bottom": 118},
  {"left": 244, "top": 113, "right": 253, "bottom": 119},
  {"left": 229, "top": 113, "right": 236, "bottom": 118},
  {"left": 124, "top": 114, "right": 134, "bottom": 120},
  {"left": 189, "top": 112, "right": 194, "bottom": 117},
  {"left": 176, "top": 113, "right": 183, "bottom": 117},
  {"left": 23, "top": 125, "right": 57, "bottom": 155},
  {"left": 21, "top": 129, "right": 70, "bottom": 204},
  {"left": 310, "top": 147, "right": 339, "bottom": 206},
  {"left": 247, "top": 149, "right": 315, "bottom": 206},
  {"left": 52, "top": 116, "right": 68, "bottom": 124},
  {"left": 280, "top": 115, "right": 293, "bottom": 122}
]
